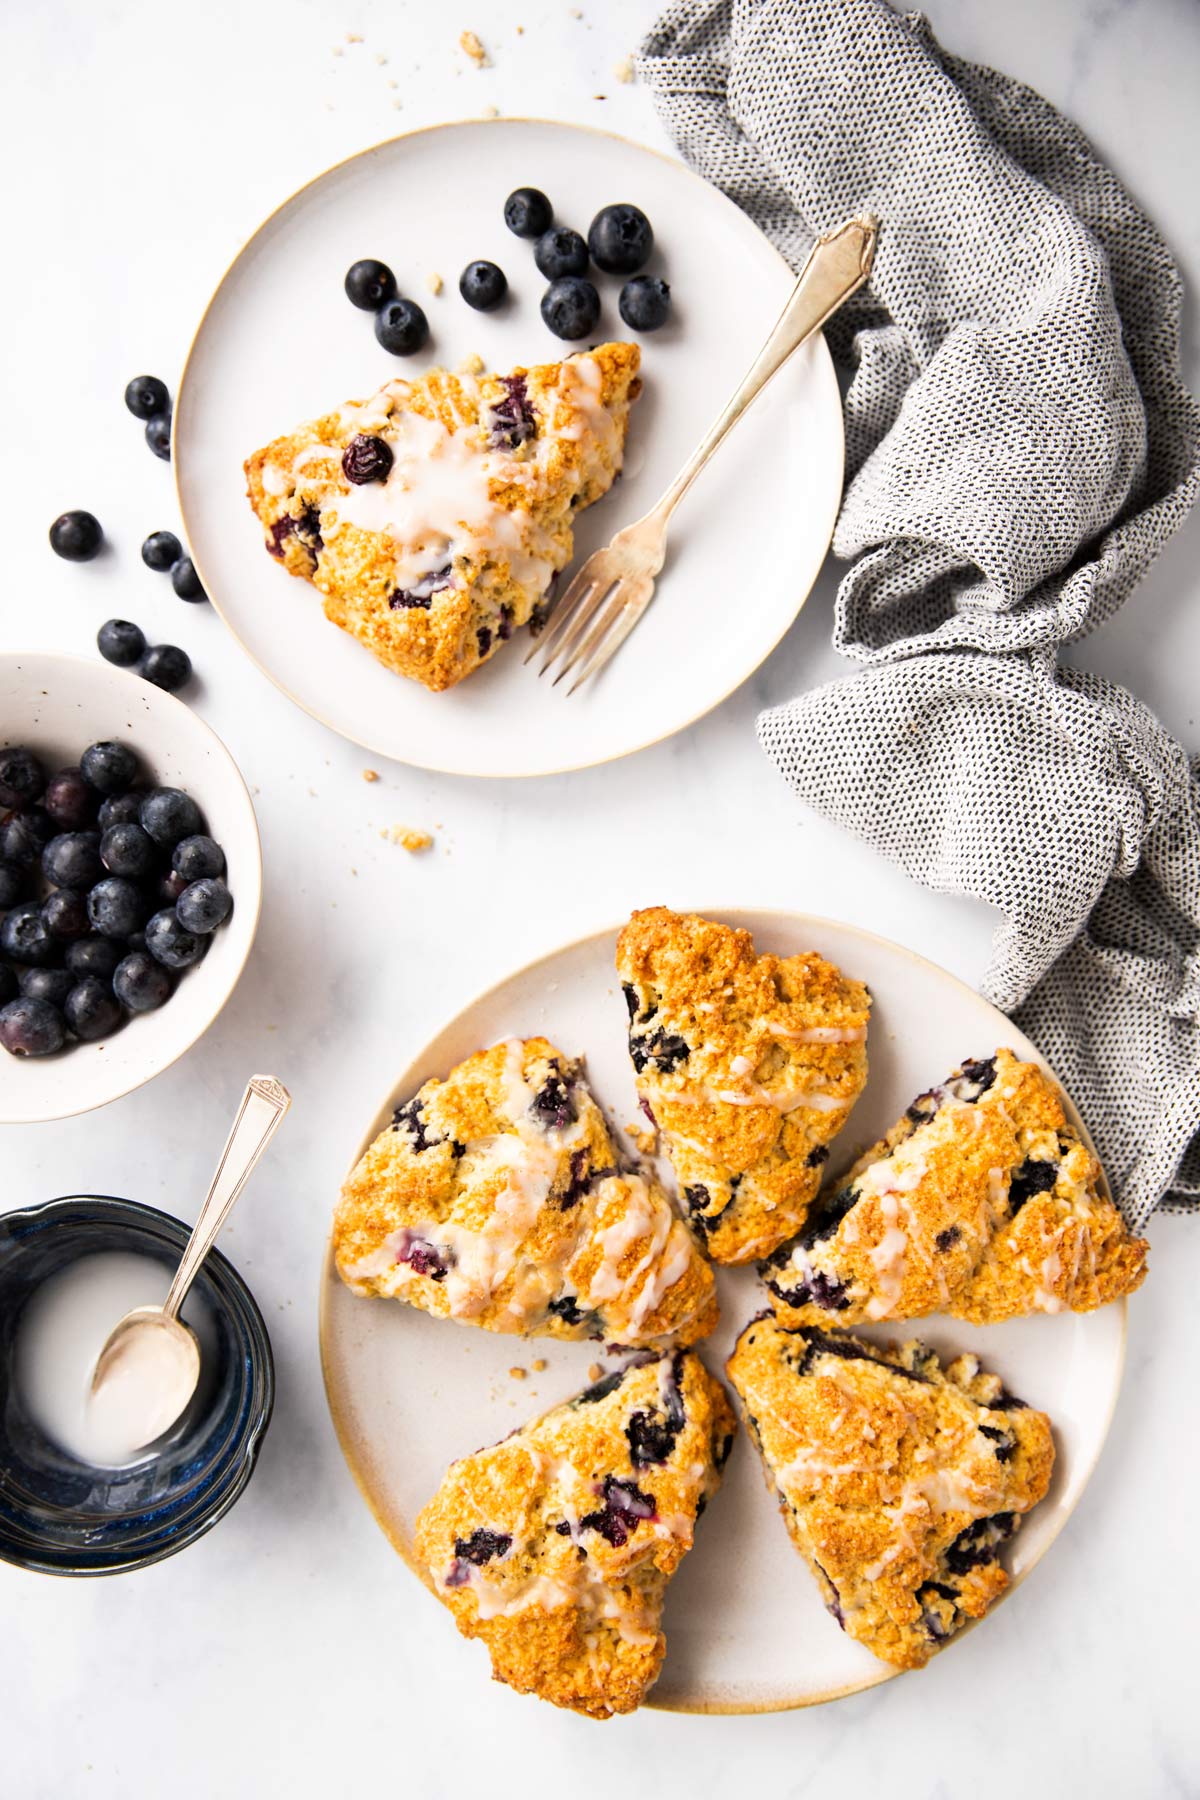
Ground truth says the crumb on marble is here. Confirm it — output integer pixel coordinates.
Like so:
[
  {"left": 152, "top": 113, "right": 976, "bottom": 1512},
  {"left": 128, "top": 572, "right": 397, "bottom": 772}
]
[
  {"left": 459, "top": 29, "right": 489, "bottom": 65},
  {"left": 426, "top": 271, "right": 444, "bottom": 295},
  {"left": 459, "top": 350, "right": 485, "bottom": 376},
  {"left": 362, "top": 768, "right": 379, "bottom": 782},
  {"left": 481, "top": 103, "right": 500, "bottom": 118},
  {"left": 614, "top": 54, "right": 634, "bottom": 83},
  {"left": 382, "top": 824, "right": 435, "bottom": 852}
]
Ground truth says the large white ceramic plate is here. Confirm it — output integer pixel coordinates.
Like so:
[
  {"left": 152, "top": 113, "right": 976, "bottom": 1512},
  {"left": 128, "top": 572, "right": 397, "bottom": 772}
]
[
  {"left": 320, "top": 910, "right": 1125, "bottom": 1714},
  {"left": 175, "top": 120, "right": 843, "bottom": 777}
]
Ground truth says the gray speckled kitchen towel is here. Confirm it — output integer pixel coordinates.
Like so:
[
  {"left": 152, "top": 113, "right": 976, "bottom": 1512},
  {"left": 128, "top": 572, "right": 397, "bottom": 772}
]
[{"left": 638, "top": 0, "right": 1200, "bottom": 1227}]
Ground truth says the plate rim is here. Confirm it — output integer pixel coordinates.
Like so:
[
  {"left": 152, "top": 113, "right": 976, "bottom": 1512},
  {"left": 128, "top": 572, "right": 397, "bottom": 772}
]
[
  {"left": 317, "top": 906, "right": 1128, "bottom": 1715},
  {"left": 174, "top": 116, "right": 844, "bottom": 779}
]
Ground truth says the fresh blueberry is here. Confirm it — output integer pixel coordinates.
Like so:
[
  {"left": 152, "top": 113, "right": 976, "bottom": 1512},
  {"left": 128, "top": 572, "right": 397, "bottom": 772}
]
[
  {"left": 341, "top": 435, "right": 394, "bottom": 485},
  {"left": 172, "top": 835, "right": 225, "bottom": 882},
  {"left": 145, "top": 414, "right": 172, "bottom": 461},
  {"left": 504, "top": 187, "right": 553, "bottom": 238},
  {"left": 374, "top": 297, "right": 429, "bottom": 356},
  {"left": 0, "top": 861, "right": 26, "bottom": 909},
  {"left": 138, "top": 644, "right": 192, "bottom": 691},
  {"left": 80, "top": 740, "right": 139, "bottom": 794},
  {"left": 141, "top": 530, "right": 182, "bottom": 572},
  {"left": 144, "top": 907, "right": 207, "bottom": 970},
  {"left": 534, "top": 226, "right": 588, "bottom": 280},
  {"left": 618, "top": 275, "right": 670, "bottom": 331},
  {"left": 124, "top": 375, "right": 170, "bottom": 420},
  {"left": 49, "top": 510, "right": 104, "bottom": 562},
  {"left": 0, "top": 901, "right": 58, "bottom": 967},
  {"left": 97, "top": 790, "right": 145, "bottom": 830},
  {"left": 97, "top": 618, "right": 147, "bottom": 667},
  {"left": 87, "top": 877, "right": 150, "bottom": 940},
  {"left": 43, "top": 768, "right": 98, "bottom": 830},
  {"left": 344, "top": 259, "right": 397, "bottom": 310},
  {"left": 19, "top": 966, "right": 76, "bottom": 1009},
  {"left": 157, "top": 868, "right": 189, "bottom": 906},
  {"left": 176, "top": 877, "right": 232, "bottom": 935},
  {"left": 41, "top": 888, "right": 90, "bottom": 941},
  {"left": 0, "top": 807, "right": 55, "bottom": 867},
  {"left": 65, "top": 936, "right": 123, "bottom": 980},
  {"left": 65, "top": 977, "right": 124, "bottom": 1042},
  {"left": 0, "top": 996, "right": 65, "bottom": 1057},
  {"left": 0, "top": 963, "right": 16, "bottom": 1005},
  {"left": 0, "top": 747, "right": 47, "bottom": 809},
  {"left": 139, "top": 788, "right": 203, "bottom": 848},
  {"left": 459, "top": 260, "right": 508, "bottom": 311},
  {"left": 170, "top": 557, "right": 206, "bottom": 602},
  {"left": 540, "top": 276, "right": 600, "bottom": 340},
  {"left": 113, "top": 951, "right": 172, "bottom": 1013},
  {"left": 588, "top": 203, "right": 653, "bottom": 274},
  {"left": 43, "top": 832, "right": 103, "bottom": 889},
  {"left": 99, "top": 823, "right": 157, "bottom": 880}
]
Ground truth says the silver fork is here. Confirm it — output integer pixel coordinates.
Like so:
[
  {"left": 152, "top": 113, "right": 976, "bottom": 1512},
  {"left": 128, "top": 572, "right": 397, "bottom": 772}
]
[{"left": 529, "top": 214, "right": 879, "bottom": 693}]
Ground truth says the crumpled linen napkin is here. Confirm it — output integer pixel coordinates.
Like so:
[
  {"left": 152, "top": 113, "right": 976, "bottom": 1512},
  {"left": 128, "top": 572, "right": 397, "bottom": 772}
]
[{"left": 638, "top": 0, "right": 1200, "bottom": 1228}]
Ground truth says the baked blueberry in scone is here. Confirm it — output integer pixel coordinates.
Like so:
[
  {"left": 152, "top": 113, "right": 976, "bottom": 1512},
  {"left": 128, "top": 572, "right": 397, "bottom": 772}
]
[
  {"left": 614, "top": 908, "right": 871, "bottom": 1265},
  {"left": 414, "top": 1350, "right": 735, "bottom": 1717},
  {"left": 333, "top": 1036, "right": 718, "bottom": 1346},
  {"left": 244, "top": 343, "right": 640, "bottom": 691},
  {"left": 726, "top": 1313, "right": 1054, "bottom": 1670},
  {"left": 759, "top": 1047, "right": 1148, "bottom": 1327}
]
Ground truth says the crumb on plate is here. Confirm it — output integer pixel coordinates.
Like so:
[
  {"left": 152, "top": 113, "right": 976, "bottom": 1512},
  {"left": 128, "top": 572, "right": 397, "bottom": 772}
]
[
  {"left": 382, "top": 825, "right": 434, "bottom": 852},
  {"left": 459, "top": 29, "right": 488, "bottom": 64}
]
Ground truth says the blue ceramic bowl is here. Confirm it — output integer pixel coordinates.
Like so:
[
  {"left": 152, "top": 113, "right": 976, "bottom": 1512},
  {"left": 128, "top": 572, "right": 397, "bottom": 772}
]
[{"left": 0, "top": 1196, "right": 273, "bottom": 1575}]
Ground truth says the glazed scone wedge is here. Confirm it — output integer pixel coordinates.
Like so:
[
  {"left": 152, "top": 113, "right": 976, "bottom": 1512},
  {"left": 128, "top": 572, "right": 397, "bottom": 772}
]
[
  {"left": 414, "top": 1351, "right": 735, "bottom": 1717},
  {"left": 760, "top": 1048, "right": 1148, "bottom": 1327},
  {"left": 615, "top": 908, "right": 871, "bottom": 1264},
  {"left": 334, "top": 1036, "right": 718, "bottom": 1346},
  {"left": 727, "top": 1314, "right": 1054, "bottom": 1670},
  {"left": 245, "top": 343, "right": 640, "bottom": 691}
]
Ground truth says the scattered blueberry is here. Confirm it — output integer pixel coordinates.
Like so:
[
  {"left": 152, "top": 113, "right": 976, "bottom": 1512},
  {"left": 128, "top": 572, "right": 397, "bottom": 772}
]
[
  {"left": 374, "top": 297, "right": 429, "bottom": 356},
  {"left": 170, "top": 557, "right": 206, "bottom": 602},
  {"left": 81, "top": 741, "right": 139, "bottom": 795},
  {"left": 41, "top": 889, "right": 90, "bottom": 941},
  {"left": 113, "top": 951, "right": 171, "bottom": 1013},
  {"left": 42, "top": 832, "right": 104, "bottom": 890},
  {"left": 138, "top": 644, "right": 192, "bottom": 692},
  {"left": 0, "top": 808, "right": 55, "bottom": 867},
  {"left": 139, "top": 788, "right": 202, "bottom": 848},
  {"left": 142, "top": 531, "right": 182, "bottom": 571},
  {"left": 176, "top": 877, "right": 232, "bottom": 936},
  {"left": 97, "top": 791, "right": 144, "bottom": 830},
  {"left": 540, "top": 276, "right": 600, "bottom": 340},
  {"left": 0, "top": 996, "right": 65, "bottom": 1057},
  {"left": 64, "top": 936, "right": 123, "bottom": 980},
  {"left": 459, "top": 259, "right": 508, "bottom": 311},
  {"left": 342, "top": 435, "right": 394, "bottom": 485},
  {"left": 0, "top": 863, "right": 25, "bottom": 910},
  {"left": 48, "top": 510, "right": 103, "bottom": 562},
  {"left": 619, "top": 275, "right": 670, "bottom": 332},
  {"left": 87, "top": 877, "right": 150, "bottom": 940},
  {"left": 100, "top": 823, "right": 157, "bottom": 880},
  {"left": 65, "top": 977, "right": 124, "bottom": 1042},
  {"left": 97, "top": 619, "right": 147, "bottom": 667},
  {"left": 44, "top": 769, "right": 98, "bottom": 830},
  {"left": 0, "top": 901, "right": 58, "bottom": 967},
  {"left": 588, "top": 203, "right": 653, "bottom": 274},
  {"left": 144, "top": 908, "right": 207, "bottom": 971},
  {"left": 157, "top": 868, "right": 189, "bottom": 906},
  {"left": 534, "top": 226, "right": 588, "bottom": 280},
  {"left": 0, "top": 963, "right": 15, "bottom": 1005},
  {"left": 344, "top": 259, "right": 397, "bottom": 310},
  {"left": 0, "top": 748, "right": 47, "bottom": 810},
  {"left": 19, "top": 966, "right": 76, "bottom": 1009},
  {"left": 504, "top": 187, "right": 553, "bottom": 238},
  {"left": 145, "top": 414, "right": 172, "bottom": 461},
  {"left": 124, "top": 375, "right": 170, "bottom": 420},
  {"left": 172, "top": 835, "right": 225, "bottom": 882}
]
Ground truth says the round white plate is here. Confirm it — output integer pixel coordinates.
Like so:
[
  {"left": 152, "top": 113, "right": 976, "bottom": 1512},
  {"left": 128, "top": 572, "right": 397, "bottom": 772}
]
[
  {"left": 175, "top": 120, "right": 843, "bottom": 777},
  {"left": 319, "top": 910, "right": 1125, "bottom": 1714}
]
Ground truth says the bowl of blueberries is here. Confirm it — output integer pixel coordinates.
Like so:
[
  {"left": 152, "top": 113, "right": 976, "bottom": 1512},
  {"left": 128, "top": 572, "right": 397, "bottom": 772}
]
[{"left": 0, "top": 651, "right": 261, "bottom": 1122}]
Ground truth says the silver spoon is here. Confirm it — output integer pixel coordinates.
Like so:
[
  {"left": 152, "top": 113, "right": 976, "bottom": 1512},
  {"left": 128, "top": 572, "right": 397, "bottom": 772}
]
[{"left": 90, "top": 1074, "right": 291, "bottom": 1447}]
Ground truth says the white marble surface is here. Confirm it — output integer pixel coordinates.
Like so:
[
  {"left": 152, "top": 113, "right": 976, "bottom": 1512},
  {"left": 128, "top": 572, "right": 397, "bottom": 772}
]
[{"left": 2, "top": 1, "right": 1198, "bottom": 1794}]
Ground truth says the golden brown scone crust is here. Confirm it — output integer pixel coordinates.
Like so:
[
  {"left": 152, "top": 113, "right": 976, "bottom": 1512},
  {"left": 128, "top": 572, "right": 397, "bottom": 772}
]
[
  {"left": 727, "top": 1314, "right": 1054, "bottom": 1670},
  {"left": 615, "top": 908, "right": 871, "bottom": 1265},
  {"left": 414, "top": 1351, "right": 736, "bottom": 1717},
  {"left": 245, "top": 343, "right": 641, "bottom": 691},
  {"left": 334, "top": 1036, "right": 718, "bottom": 1346},
  {"left": 760, "top": 1048, "right": 1147, "bottom": 1327}
]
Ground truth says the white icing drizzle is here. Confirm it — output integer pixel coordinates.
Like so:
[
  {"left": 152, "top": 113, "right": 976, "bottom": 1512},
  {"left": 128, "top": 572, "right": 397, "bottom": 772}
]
[{"left": 766, "top": 1023, "right": 868, "bottom": 1045}]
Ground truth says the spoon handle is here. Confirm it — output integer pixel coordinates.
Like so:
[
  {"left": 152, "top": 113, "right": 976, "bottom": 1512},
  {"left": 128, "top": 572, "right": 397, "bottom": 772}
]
[{"left": 162, "top": 1075, "right": 291, "bottom": 1321}]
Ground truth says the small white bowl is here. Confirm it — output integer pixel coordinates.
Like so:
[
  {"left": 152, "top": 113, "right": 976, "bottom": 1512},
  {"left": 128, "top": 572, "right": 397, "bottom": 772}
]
[{"left": 0, "top": 652, "right": 262, "bottom": 1123}]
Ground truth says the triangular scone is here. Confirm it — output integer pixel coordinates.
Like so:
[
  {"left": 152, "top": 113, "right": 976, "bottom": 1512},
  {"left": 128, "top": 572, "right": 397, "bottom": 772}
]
[
  {"left": 759, "top": 1048, "right": 1148, "bottom": 1327},
  {"left": 414, "top": 1351, "right": 735, "bottom": 1717},
  {"left": 334, "top": 1036, "right": 718, "bottom": 1346},
  {"left": 244, "top": 343, "right": 640, "bottom": 691},
  {"left": 614, "top": 908, "right": 871, "bottom": 1265},
  {"left": 727, "top": 1315, "right": 1054, "bottom": 1670}
]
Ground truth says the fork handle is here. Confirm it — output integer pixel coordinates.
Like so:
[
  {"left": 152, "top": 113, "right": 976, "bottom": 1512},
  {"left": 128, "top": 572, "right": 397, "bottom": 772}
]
[{"left": 649, "top": 215, "right": 878, "bottom": 525}]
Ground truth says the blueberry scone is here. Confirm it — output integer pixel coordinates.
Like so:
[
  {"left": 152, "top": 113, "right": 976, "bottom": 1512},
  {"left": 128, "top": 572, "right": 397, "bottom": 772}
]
[
  {"left": 334, "top": 1036, "right": 718, "bottom": 1346},
  {"left": 760, "top": 1048, "right": 1148, "bottom": 1327},
  {"left": 727, "top": 1314, "right": 1054, "bottom": 1670},
  {"left": 414, "top": 1351, "right": 735, "bottom": 1717},
  {"left": 245, "top": 343, "right": 640, "bottom": 691},
  {"left": 614, "top": 908, "right": 871, "bottom": 1265}
]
